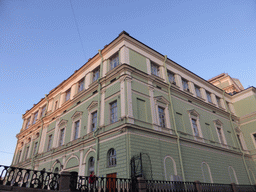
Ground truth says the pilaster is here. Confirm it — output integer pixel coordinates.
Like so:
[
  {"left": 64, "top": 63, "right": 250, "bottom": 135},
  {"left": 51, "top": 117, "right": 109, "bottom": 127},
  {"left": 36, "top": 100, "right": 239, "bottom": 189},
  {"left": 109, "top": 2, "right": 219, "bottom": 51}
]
[
  {"left": 100, "top": 87, "right": 106, "bottom": 126},
  {"left": 120, "top": 77, "right": 126, "bottom": 119},
  {"left": 175, "top": 74, "right": 183, "bottom": 90},
  {"left": 120, "top": 46, "right": 129, "bottom": 64},
  {"left": 188, "top": 82, "right": 196, "bottom": 96},
  {"left": 70, "top": 83, "right": 77, "bottom": 100},
  {"left": 126, "top": 76, "right": 134, "bottom": 123},
  {"left": 146, "top": 58, "right": 151, "bottom": 75}
]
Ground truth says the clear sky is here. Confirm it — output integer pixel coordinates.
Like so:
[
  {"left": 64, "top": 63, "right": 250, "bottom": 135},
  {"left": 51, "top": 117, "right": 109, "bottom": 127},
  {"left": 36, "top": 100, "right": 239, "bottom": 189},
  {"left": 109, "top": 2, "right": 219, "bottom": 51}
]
[{"left": 1, "top": 0, "right": 256, "bottom": 166}]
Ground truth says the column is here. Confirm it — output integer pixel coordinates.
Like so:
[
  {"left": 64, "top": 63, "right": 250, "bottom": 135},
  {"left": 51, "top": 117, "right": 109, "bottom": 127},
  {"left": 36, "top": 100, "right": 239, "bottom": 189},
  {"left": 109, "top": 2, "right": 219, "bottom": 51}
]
[
  {"left": 20, "top": 144, "right": 26, "bottom": 162},
  {"left": 126, "top": 76, "right": 134, "bottom": 124},
  {"left": 38, "top": 107, "right": 43, "bottom": 119},
  {"left": 53, "top": 119, "right": 60, "bottom": 148},
  {"left": 146, "top": 58, "right": 151, "bottom": 75},
  {"left": 160, "top": 66, "right": 167, "bottom": 82},
  {"left": 188, "top": 82, "right": 196, "bottom": 96},
  {"left": 120, "top": 77, "right": 126, "bottom": 119},
  {"left": 220, "top": 98, "right": 225, "bottom": 109},
  {"left": 29, "top": 114, "right": 34, "bottom": 126},
  {"left": 175, "top": 74, "right": 183, "bottom": 90},
  {"left": 62, "top": 155, "right": 66, "bottom": 171},
  {"left": 27, "top": 136, "right": 34, "bottom": 158},
  {"left": 78, "top": 149, "right": 83, "bottom": 176},
  {"left": 59, "top": 92, "right": 66, "bottom": 107},
  {"left": 119, "top": 46, "right": 129, "bottom": 65},
  {"left": 100, "top": 87, "right": 106, "bottom": 127},
  {"left": 211, "top": 94, "right": 217, "bottom": 106},
  {"left": 85, "top": 72, "right": 91, "bottom": 89},
  {"left": 22, "top": 118, "right": 28, "bottom": 130},
  {"left": 38, "top": 126, "right": 47, "bottom": 153},
  {"left": 70, "top": 83, "right": 77, "bottom": 100},
  {"left": 148, "top": 84, "right": 157, "bottom": 127},
  {"left": 102, "top": 60, "right": 108, "bottom": 77},
  {"left": 200, "top": 88, "right": 207, "bottom": 101}
]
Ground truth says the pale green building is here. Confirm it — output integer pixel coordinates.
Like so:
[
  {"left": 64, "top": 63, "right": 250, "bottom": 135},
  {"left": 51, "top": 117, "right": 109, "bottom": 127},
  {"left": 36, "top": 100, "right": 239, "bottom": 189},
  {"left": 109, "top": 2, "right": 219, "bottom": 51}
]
[{"left": 12, "top": 31, "right": 256, "bottom": 185}]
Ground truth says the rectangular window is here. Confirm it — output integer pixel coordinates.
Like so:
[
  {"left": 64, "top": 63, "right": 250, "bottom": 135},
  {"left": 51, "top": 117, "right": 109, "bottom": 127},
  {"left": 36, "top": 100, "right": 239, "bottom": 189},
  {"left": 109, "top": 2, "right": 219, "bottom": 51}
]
[
  {"left": 33, "top": 142, "right": 38, "bottom": 155},
  {"left": 216, "top": 96, "right": 221, "bottom": 108},
  {"left": 195, "top": 85, "right": 201, "bottom": 98},
  {"left": 54, "top": 101, "right": 58, "bottom": 110},
  {"left": 168, "top": 71, "right": 176, "bottom": 85},
  {"left": 110, "top": 53, "right": 119, "bottom": 70},
  {"left": 151, "top": 62, "right": 159, "bottom": 76},
  {"left": 59, "top": 128, "right": 65, "bottom": 146},
  {"left": 110, "top": 101, "right": 118, "bottom": 123},
  {"left": 25, "top": 146, "right": 29, "bottom": 159},
  {"left": 41, "top": 105, "right": 46, "bottom": 118},
  {"left": 182, "top": 78, "right": 189, "bottom": 91},
  {"left": 65, "top": 89, "right": 71, "bottom": 101},
  {"left": 25, "top": 117, "right": 31, "bottom": 129},
  {"left": 206, "top": 91, "right": 212, "bottom": 103},
  {"left": 32, "top": 111, "right": 38, "bottom": 124},
  {"left": 91, "top": 111, "right": 97, "bottom": 132},
  {"left": 226, "top": 101, "right": 231, "bottom": 111},
  {"left": 47, "top": 135, "right": 52, "bottom": 151},
  {"left": 17, "top": 150, "right": 22, "bottom": 163},
  {"left": 217, "top": 127, "right": 224, "bottom": 144},
  {"left": 78, "top": 78, "right": 85, "bottom": 93},
  {"left": 192, "top": 118, "right": 199, "bottom": 137},
  {"left": 93, "top": 67, "right": 100, "bottom": 82},
  {"left": 74, "top": 121, "right": 80, "bottom": 140},
  {"left": 158, "top": 107, "right": 166, "bottom": 128}
]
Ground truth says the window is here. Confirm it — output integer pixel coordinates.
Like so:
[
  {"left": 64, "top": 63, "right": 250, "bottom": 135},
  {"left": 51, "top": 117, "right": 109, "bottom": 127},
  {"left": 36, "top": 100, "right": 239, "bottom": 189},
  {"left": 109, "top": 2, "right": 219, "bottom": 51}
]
[
  {"left": 108, "top": 148, "right": 116, "bottom": 167},
  {"left": 33, "top": 142, "right": 38, "bottom": 155},
  {"left": 88, "top": 157, "right": 95, "bottom": 173},
  {"left": 92, "top": 67, "right": 100, "bottom": 82},
  {"left": 110, "top": 53, "right": 119, "bottom": 70},
  {"left": 54, "top": 101, "right": 58, "bottom": 110},
  {"left": 32, "top": 111, "right": 38, "bottom": 124},
  {"left": 41, "top": 105, "right": 46, "bottom": 118},
  {"left": 25, "top": 117, "right": 31, "bottom": 129},
  {"left": 217, "top": 127, "right": 224, "bottom": 144},
  {"left": 151, "top": 62, "right": 159, "bottom": 76},
  {"left": 182, "top": 78, "right": 189, "bottom": 91},
  {"left": 74, "top": 120, "right": 80, "bottom": 140},
  {"left": 25, "top": 146, "right": 29, "bottom": 159},
  {"left": 65, "top": 89, "right": 71, "bottom": 101},
  {"left": 17, "top": 150, "right": 22, "bottom": 163},
  {"left": 206, "top": 91, "right": 212, "bottom": 103},
  {"left": 226, "top": 101, "right": 231, "bottom": 111},
  {"left": 195, "top": 85, "right": 201, "bottom": 98},
  {"left": 47, "top": 135, "right": 52, "bottom": 151},
  {"left": 59, "top": 128, "right": 65, "bottom": 146},
  {"left": 216, "top": 96, "right": 221, "bottom": 108},
  {"left": 91, "top": 111, "right": 97, "bottom": 132},
  {"left": 110, "top": 101, "right": 117, "bottom": 123},
  {"left": 253, "top": 134, "right": 256, "bottom": 148},
  {"left": 192, "top": 118, "right": 199, "bottom": 137},
  {"left": 168, "top": 71, "right": 176, "bottom": 85},
  {"left": 78, "top": 78, "right": 85, "bottom": 93},
  {"left": 158, "top": 107, "right": 166, "bottom": 128}
]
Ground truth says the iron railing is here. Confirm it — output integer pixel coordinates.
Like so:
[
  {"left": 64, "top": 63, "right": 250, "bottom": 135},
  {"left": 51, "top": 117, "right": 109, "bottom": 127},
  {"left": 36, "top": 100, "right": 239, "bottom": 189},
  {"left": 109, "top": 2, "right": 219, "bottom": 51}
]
[
  {"left": 236, "top": 184, "right": 256, "bottom": 192},
  {"left": 145, "top": 180, "right": 196, "bottom": 192},
  {"left": 201, "top": 182, "right": 233, "bottom": 192},
  {"left": 0, "top": 165, "right": 59, "bottom": 190},
  {"left": 75, "top": 175, "right": 137, "bottom": 192}
]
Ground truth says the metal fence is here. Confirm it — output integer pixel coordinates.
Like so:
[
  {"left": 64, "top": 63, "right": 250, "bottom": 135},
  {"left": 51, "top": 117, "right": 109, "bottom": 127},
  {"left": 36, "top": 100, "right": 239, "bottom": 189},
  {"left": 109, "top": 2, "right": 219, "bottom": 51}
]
[{"left": 0, "top": 165, "right": 59, "bottom": 190}]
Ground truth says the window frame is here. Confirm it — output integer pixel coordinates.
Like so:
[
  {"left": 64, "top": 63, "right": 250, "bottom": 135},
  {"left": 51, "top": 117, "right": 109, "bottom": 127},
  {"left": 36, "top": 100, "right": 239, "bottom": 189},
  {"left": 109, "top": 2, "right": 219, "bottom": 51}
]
[
  {"left": 33, "top": 142, "right": 38, "bottom": 156},
  {"left": 47, "top": 134, "right": 53, "bottom": 151},
  {"left": 107, "top": 148, "right": 116, "bottom": 167},
  {"left": 78, "top": 78, "right": 85, "bottom": 93},
  {"left": 154, "top": 96, "right": 171, "bottom": 129},
  {"left": 158, "top": 106, "right": 166, "bottom": 128},
  {"left": 92, "top": 66, "right": 100, "bottom": 82},
  {"left": 54, "top": 100, "right": 58, "bottom": 111},
  {"left": 182, "top": 78, "right": 189, "bottom": 92},
  {"left": 195, "top": 85, "right": 202, "bottom": 98},
  {"left": 151, "top": 61, "right": 160, "bottom": 77},
  {"left": 17, "top": 150, "right": 22, "bottom": 163},
  {"left": 216, "top": 96, "right": 221, "bottom": 108},
  {"left": 88, "top": 157, "right": 95, "bottom": 174},
  {"left": 70, "top": 111, "right": 83, "bottom": 141},
  {"left": 188, "top": 109, "right": 203, "bottom": 138},
  {"left": 25, "top": 117, "right": 31, "bottom": 129},
  {"left": 109, "top": 52, "right": 119, "bottom": 70},
  {"left": 110, "top": 101, "right": 118, "bottom": 124},
  {"left": 73, "top": 120, "right": 80, "bottom": 140},
  {"left": 206, "top": 91, "right": 212, "bottom": 103},
  {"left": 25, "top": 146, "right": 30, "bottom": 160},
  {"left": 65, "top": 89, "right": 71, "bottom": 102},
  {"left": 91, "top": 111, "right": 97, "bottom": 132},
  {"left": 213, "top": 120, "right": 227, "bottom": 146},
  {"left": 167, "top": 71, "right": 176, "bottom": 85},
  {"left": 59, "top": 128, "right": 65, "bottom": 147},
  {"left": 251, "top": 132, "right": 256, "bottom": 149},
  {"left": 40, "top": 105, "right": 46, "bottom": 118},
  {"left": 32, "top": 111, "right": 38, "bottom": 125}
]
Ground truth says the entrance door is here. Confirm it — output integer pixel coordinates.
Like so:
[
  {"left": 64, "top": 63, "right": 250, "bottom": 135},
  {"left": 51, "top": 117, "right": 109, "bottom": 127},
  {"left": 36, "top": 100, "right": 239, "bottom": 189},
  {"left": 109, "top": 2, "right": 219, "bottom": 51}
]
[{"left": 106, "top": 173, "right": 116, "bottom": 192}]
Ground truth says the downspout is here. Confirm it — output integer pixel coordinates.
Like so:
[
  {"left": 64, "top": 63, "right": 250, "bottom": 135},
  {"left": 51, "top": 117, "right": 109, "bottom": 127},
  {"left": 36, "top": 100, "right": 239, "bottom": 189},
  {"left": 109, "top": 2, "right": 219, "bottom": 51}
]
[
  {"left": 163, "top": 55, "right": 186, "bottom": 182},
  {"left": 92, "top": 49, "right": 104, "bottom": 175},
  {"left": 31, "top": 94, "right": 49, "bottom": 170},
  {"left": 218, "top": 80, "right": 252, "bottom": 184}
]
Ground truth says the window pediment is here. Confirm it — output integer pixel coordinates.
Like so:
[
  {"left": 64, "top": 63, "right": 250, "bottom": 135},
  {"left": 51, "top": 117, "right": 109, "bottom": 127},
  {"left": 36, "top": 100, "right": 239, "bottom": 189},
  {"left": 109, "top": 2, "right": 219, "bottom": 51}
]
[
  {"left": 58, "top": 119, "right": 68, "bottom": 128},
  {"left": 213, "top": 119, "right": 223, "bottom": 126},
  {"left": 235, "top": 127, "right": 241, "bottom": 133},
  {"left": 187, "top": 109, "right": 200, "bottom": 117},
  {"left": 87, "top": 101, "right": 98, "bottom": 111},
  {"left": 71, "top": 111, "right": 83, "bottom": 120},
  {"left": 154, "top": 96, "right": 170, "bottom": 105}
]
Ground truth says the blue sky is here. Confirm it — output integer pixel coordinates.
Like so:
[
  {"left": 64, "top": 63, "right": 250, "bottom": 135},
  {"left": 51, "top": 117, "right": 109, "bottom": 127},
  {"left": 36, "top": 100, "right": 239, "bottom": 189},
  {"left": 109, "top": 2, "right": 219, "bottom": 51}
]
[{"left": 1, "top": 0, "right": 256, "bottom": 166}]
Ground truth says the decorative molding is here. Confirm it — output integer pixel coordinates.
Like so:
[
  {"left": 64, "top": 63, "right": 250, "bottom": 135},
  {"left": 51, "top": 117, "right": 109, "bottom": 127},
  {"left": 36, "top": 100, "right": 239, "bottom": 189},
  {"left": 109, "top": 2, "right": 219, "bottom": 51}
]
[
  {"left": 71, "top": 111, "right": 83, "bottom": 121},
  {"left": 87, "top": 101, "right": 98, "bottom": 111},
  {"left": 187, "top": 109, "right": 200, "bottom": 117},
  {"left": 58, "top": 119, "right": 68, "bottom": 128},
  {"left": 154, "top": 96, "right": 170, "bottom": 105}
]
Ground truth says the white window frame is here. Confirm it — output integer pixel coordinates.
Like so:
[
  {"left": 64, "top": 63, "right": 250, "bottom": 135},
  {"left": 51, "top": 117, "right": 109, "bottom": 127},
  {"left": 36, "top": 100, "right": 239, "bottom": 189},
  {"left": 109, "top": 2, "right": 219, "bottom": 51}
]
[
  {"left": 167, "top": 71, "right": 176, "bottom": 85},
  {"left": 40, "top": 105, "right": 46, "bottom": 118},
  {"left": 109, "top": 52, "right": 119, "bottom": 70},
  {"left": 195, "top": 85, "right": 202, "bottom": 98},
  {"left": 58, "top": 128, "right": 65, "bottom": 147},
  {"left": 206, "top": 91, "right": 212, "bottom": 103},
  {"left": 182, "top": 78, "right": 189, "bottom": 92},
  {"left": 32, "top": 111, "right": 38, "bottom": 125},
  {"left": 213, "top": 119, "right": 227, "bottom": 146},
  {"left": 33, "top": 142, "right": 38, "bottom": 156},
  {"left": 25, "top": 117, "right": 31, "bottom": 129},
  {"left": 92, "top": 66, "right": 100, "bottom": 82},
  {"left": 87, "top": 101, "right": 98, "bottom": 134},
  {"left": 65, "top": 89, "right": 71, "bottom": 102},
  {"left": 70, "top": 111, "right": 83, "bottom": 141},
  {"left": 151, "top": 61, "right": 160, "bottom": 77},
  {"left": 78, "top": 78, "right": 85, "bottom": 93},
  {"left": 216, "top": 96, "right": 221, "bottom": 108},
  {"left": 107, "top": 148, "right": 116, "bottom": 167},
  {"left": 188, "top": 109, "right": 203, "bottom": 138},
  {"left": 25, "top": 146, "right": 30, "bottom": 159},
  {"left": 47, "top": 134, "right": 53, "bottom": 151},
  {"left": 88, "top": 156, "right": 95, "bottom": 174},
  {"left": 154, "top": 96, "right": 171, "bottom": 130},
  {"left": 110, "top": 101, "right": 118, "bottom": 124}
]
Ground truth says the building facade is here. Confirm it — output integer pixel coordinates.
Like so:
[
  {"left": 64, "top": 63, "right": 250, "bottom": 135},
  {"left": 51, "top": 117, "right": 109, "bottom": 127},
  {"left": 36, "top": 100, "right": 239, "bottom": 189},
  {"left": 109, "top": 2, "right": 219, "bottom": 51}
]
[{"left": 11, "top": 31, "right": 256, "bottom": 184}]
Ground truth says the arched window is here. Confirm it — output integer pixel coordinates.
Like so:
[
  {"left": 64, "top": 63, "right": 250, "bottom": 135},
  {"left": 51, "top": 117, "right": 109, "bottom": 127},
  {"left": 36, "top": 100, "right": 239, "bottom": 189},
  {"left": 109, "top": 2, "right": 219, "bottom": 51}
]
[
  {"left": 108, "top": 148, "right": 116, "bottom": 167},
  {"left": 228, "top": 166, "right": 238, "bottom": 184},
  {"left": 201, "top": 162, "right": 213, "bottom": 183},
  {"left": 88, "top": 157, "right": 95, "bottom": 174}
]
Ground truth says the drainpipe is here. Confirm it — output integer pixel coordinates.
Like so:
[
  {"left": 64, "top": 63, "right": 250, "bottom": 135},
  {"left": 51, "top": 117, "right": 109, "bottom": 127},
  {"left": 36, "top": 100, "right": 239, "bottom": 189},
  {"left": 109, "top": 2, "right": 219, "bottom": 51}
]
[
  {"left": 218, "top": 80, "right": 252, "bottom": 184},
  {"left": 92, "top": 49, "right": 104, "bottom": 175},
  {"left": 163, "top": 55, "right": 186, "bottom": 182},
  {"left": 31, "top": 94, "right": 49, "bottom": 170}
]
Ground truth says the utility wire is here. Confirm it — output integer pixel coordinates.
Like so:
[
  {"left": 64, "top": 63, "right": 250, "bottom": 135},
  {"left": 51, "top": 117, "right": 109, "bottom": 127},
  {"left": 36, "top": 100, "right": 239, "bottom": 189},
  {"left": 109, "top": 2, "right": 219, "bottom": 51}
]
[{"left": 69, "top": 0, "right": 87, "bottom": 61}]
